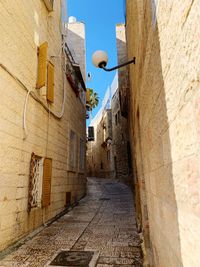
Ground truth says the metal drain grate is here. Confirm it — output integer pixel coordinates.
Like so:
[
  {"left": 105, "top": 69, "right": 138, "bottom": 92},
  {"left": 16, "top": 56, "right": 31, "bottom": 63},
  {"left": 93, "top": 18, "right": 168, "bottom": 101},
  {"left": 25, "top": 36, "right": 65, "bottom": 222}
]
[{"left": 50, "top": 251, "right": 94, "bottom": 266}]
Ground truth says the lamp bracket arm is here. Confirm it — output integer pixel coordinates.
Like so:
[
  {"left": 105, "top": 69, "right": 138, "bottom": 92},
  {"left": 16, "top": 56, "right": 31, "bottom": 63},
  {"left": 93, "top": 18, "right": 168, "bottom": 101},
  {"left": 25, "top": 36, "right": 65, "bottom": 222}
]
[{"left": 99, "top": 57, "right": 136, "bottom": 72}]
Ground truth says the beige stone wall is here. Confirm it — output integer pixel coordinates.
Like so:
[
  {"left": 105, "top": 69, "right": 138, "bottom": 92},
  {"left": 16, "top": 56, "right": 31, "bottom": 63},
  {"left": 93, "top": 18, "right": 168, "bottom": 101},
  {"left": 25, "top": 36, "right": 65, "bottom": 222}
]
[
  {"left": 113, "top": 24, "right": 132, "bottom": 184},
  {"left": 111, "top": 89, "right": 131, "bottom": 184},
  {"left": 116, "top": 24, "right": 130, "bottom": 119},
  {"left": 126, "top": 0, "right": 200, "bottom": 266},
  {"left": 67, "top": 21, "right": 86, "bottom": 81},
  {"left": 0, "top": 0, "right": 86, "bottom": 251}
]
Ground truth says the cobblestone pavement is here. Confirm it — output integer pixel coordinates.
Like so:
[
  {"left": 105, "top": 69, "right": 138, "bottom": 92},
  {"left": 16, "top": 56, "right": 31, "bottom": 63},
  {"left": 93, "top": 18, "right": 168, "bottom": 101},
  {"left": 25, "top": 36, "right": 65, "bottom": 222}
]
[{"left": 0, "top": 178, "right": 142, "bottom": 267}]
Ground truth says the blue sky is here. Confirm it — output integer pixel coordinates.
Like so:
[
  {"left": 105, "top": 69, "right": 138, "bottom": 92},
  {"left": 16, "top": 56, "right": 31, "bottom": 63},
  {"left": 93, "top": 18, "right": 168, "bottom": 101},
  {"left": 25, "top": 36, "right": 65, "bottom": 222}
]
[{"left": 66, "top": 0, "right": 125, "bottom": 118}]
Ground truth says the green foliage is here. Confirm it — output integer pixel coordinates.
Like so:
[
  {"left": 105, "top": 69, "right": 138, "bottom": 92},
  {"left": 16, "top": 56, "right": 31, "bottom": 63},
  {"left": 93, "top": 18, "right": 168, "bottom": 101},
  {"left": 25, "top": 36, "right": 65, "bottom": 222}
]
[{"left": 88, "top": 88, "right": 99, "bottom": 110}]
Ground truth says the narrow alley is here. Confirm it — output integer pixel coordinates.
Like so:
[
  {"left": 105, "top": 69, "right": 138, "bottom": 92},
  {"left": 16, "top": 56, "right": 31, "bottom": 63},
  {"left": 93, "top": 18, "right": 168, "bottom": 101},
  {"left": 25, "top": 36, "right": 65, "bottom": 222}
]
[
  {"left": 1, "top": 0, "right": 200, "bottom": 266},
  {"left": 0, "top": 178, "right": 142, "bottom": 267}
]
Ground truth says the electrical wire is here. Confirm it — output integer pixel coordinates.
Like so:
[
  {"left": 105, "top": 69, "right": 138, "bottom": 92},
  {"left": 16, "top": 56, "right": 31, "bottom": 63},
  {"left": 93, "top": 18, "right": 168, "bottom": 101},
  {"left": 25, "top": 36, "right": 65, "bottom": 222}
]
[
  {"left": 1, "top": 2, "right": 68, "bottom": 139},
  {"left": 0, "top": 51, "right": 66, "bottom": 139},
  {"left": 0, "top": 63, "right": 65, "bottom": 118},
  {"left": 23, "top": 89, "right": 32, "bottom": 140}
]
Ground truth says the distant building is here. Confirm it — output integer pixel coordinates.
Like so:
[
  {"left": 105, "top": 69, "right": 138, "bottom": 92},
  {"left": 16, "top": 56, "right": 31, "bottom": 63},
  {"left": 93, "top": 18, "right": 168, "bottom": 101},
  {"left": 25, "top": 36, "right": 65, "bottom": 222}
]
[
  {"left": 87, "top": 24, "right": 132, "bottom": 184},
  {"left": 87, "top": 84, "right": 114, "bottom": 178},
  {"left": 87, "top": 75, "right": 131, "bottom": 184}
]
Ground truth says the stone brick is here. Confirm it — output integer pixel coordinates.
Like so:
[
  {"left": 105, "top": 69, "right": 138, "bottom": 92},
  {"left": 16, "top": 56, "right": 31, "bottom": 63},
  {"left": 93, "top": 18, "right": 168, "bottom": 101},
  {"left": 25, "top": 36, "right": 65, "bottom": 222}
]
[{"left": 126, "top": 0, "right": 200, "bottom": 266}]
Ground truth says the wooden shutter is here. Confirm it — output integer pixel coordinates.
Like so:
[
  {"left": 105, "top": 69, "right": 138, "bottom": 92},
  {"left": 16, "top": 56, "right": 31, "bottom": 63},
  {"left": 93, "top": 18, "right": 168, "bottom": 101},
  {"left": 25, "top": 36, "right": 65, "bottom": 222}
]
[
  {"left": 42, "top": 158, "right": 52, "bottom": 207},
  {"left": 86, "top": 89, "right": 90, "bottom": 103},
  {"left": 36, "top": 42, "right": 48, "bottom": 89},
  {"left": 47, "top": 62, "right": 54, "bottom": 103}
]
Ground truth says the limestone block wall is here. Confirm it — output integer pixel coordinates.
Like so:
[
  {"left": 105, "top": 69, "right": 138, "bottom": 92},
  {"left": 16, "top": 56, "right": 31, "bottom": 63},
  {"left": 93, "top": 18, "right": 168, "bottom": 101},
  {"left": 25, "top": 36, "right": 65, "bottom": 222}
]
[
  {"left": 126, "top": 0, "right": 200, "bottom": 266},
  {"left": 113, "top": 24, "right": 132, "bottom": 184},
  {"left": 111, "top": 89, "right": 130, "bottom": 184},
  {"left": 67, "top": 21, "right": 86, "bottom": 81},
  {"left": 0, "top": 0, "right": 86, "bottom": 251},
  {"left": 116, "top": 24, "right": 130, "bottom": 118}
]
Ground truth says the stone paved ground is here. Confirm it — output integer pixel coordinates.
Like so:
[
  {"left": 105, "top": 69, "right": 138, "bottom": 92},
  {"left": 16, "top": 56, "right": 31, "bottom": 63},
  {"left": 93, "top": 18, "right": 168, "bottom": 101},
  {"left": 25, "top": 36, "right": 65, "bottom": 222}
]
[{"left": 0, "top": 178, "right": 142, "bottom": 267}]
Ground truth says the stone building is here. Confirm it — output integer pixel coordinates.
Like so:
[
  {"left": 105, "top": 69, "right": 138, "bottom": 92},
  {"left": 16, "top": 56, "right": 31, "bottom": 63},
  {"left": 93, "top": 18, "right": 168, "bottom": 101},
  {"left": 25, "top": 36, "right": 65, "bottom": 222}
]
[
  {"left": 87, "top": 86, "right": 115, "bottom": 178},
  {"left": 0, "top": 0, "right": 86, "bottom": 251},
  {"left": 87, "top": 73, "right": 131, "bottom": 184},
  {"left": 126, "top": 0, "right": 200, "bottom": 266}
]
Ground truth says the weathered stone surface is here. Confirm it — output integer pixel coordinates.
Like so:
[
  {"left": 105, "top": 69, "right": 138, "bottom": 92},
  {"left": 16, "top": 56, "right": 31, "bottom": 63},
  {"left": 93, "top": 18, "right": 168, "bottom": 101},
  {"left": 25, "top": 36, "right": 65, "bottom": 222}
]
[
  {"left": 126, "top": 0, "right": 200, "bottom": 266},
  {"left": 0, "top": 178, "right": 142, "bottom": 266}
]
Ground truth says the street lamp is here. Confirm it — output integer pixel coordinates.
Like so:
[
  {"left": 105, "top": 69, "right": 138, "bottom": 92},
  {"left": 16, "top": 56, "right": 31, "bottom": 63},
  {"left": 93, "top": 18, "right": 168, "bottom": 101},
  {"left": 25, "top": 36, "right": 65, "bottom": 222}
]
[{"left": 92, "top": 50, "right": 136, "bottom": 72}]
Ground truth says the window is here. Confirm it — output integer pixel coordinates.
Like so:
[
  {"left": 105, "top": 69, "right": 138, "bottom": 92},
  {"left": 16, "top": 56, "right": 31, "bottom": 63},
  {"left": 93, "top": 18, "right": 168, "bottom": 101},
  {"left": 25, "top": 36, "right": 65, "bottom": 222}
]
[
  {"left": 28, "top": 154, "right": 53, "bottom": 211},
  {"left": 88, "top": 126, "right": 94, "bottom": 141},
  {"left": 69, "top": 130, "right": 76, "bottom": 169},
  {"left": 28, "top": 154, "right": 43, "bottom": 212},
  {"left": 79, "top": 138, "right": 85, "bottom": 171}
]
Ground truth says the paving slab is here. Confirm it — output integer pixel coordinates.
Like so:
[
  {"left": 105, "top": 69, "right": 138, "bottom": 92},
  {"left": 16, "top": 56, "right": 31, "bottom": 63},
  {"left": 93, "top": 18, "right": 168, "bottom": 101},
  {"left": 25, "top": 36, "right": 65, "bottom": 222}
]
[{"left": 0, "top": 178, "right": 142, "bottom": 267}]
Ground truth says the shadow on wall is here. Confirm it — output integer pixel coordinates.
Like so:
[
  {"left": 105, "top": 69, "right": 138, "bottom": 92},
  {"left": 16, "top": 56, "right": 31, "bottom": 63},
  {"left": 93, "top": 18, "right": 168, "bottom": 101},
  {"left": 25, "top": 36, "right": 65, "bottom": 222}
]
[{"left": 127, "top": 1, "right": 183, "bottom": 266}]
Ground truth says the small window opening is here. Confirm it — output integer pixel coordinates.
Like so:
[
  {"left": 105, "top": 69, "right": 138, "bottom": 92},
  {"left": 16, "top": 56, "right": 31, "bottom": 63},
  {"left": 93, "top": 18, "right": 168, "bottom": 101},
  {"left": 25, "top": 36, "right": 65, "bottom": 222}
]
[{"left": 28, "top": 153, "right": 44, "bottom": 212}]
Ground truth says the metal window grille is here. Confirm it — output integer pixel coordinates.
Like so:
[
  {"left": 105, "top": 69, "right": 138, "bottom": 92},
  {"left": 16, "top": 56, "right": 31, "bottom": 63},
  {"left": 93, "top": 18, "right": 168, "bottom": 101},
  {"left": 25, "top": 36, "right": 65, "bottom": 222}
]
[{"left": 28, "top": 153, "right": 43, "bottom": 212}]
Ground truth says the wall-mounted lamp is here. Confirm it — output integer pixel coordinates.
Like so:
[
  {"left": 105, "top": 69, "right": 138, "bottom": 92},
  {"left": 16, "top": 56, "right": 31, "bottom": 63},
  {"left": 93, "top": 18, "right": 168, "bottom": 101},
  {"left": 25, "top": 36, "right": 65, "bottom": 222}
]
[{"left": 92, "top": 50, "right": 136, "bottom": 72}]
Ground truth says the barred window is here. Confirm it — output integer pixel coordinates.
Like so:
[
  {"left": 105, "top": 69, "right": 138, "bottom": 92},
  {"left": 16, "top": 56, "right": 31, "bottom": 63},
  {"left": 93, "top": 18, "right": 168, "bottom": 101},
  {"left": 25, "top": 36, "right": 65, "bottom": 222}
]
[{"left": 28, "top": 154, "right": 43, "bottom": 212}]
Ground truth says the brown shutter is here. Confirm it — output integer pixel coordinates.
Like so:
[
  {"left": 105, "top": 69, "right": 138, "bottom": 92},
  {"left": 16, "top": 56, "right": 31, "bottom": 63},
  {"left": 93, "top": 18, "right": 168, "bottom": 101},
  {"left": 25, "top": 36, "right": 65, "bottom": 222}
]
[
  {"left": 36, "top": 42, "right": 48, "bottom": 89},
  {"left": 42, "top": 158, "right": 52, "bottom": 207},
  {"left": 86, "top": 89, "right": 90, "bottom": 103},
  {"left": 47, "top": 62, "right": 54, "bottom": 103}
]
